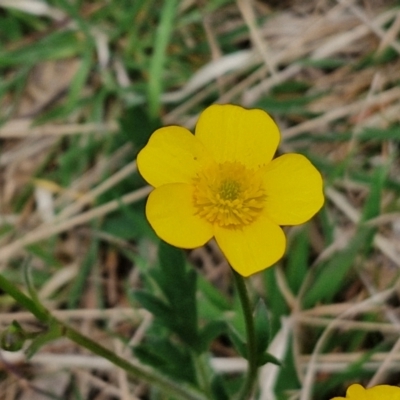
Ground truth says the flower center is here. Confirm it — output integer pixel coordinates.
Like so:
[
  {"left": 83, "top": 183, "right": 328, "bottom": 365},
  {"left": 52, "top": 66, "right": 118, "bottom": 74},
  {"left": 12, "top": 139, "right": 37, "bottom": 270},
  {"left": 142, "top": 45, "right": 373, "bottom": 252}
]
[
  {"left": 192, "top": 162, "right": 266, "bottom": 227},
  {"left": 219, "top": 179, "right": 241, "bottom": 201}
]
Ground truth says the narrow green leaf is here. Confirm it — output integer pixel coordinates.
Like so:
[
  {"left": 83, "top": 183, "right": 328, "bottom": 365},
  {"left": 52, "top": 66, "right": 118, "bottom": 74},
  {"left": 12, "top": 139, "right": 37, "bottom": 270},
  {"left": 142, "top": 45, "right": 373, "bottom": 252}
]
[
  {"left": 133, "top": 290, "right": 172, "bottom": 321},
  {"left": 197, "top": 274, "right": 231, "bottom": 312},
  {"left": 155, "top": 243, "right": 199, "bottom": 347},
  {"left": 303, "top": 227, "right": 374, "bottom": 308},
  {"left": 210, "top": 374, "right": 230, "bottom": 400},
  {"left": 228, "top": 325, "right": 247, "bottom": 359},
  {"left": 361, "top": 166, "right": 386, "bottom": 222},
  {"left": 359, "top": 126, "right": 400, "bottom": 142},
  {"left": 257, "top": 352, "right": 282, "bottom": 367},
  {"left": 286, "top": 229, "right": 310, "bottom": 295},
  {"left": 263, "top": 268, "right": 289, "bottom": 337},
  {"left": 253, "top": 299, "right": 271, "bottom": 364},
  {"left": 257, "top": 93, "right": 322, "bottom": 116},
  {"left": 64, "top": 48, "right": 93, "bottom": 112},
  {"left": 147, "top": 0, "right": 179, "bottom": 117},
  {"left": 0, "top": 31, "right": 83, "bottom": 67},
  {"left": 68, "top": 237, "right": 98, "bottom": 309},
  {"left": 158, "top": 241, "right": 186, "bottom": 291},
  {"left": 134, "top": 337, "right": 197, "bottom": 385},
  {"left": 134, "top": 288, "right": 199, "bottom": 350}
]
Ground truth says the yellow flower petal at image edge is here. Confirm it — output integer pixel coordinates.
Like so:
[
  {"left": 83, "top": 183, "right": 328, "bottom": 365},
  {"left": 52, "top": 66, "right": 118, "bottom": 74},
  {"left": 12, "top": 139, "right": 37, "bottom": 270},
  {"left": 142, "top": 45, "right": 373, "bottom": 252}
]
[
  {"left": 331, "top": 383, "right": 400, "bottom": 400},
  {"left": 137, "top": 104, "right": 324, "bottom": 277}
]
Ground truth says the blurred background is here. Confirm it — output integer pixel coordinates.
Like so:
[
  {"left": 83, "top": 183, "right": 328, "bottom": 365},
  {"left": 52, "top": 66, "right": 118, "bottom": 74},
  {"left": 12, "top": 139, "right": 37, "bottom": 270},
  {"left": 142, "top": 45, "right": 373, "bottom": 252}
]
[{"left": 1, "top": 0, "right": 400, "bottom": 399}]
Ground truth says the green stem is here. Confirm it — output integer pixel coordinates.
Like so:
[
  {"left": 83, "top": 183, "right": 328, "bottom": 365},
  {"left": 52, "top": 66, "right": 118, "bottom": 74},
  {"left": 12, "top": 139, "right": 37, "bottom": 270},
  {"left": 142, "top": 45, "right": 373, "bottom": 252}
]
[
  {"left": 0, "top": 273, "right": 207, "bottom": 400},
  {"left": 232, "top": 270, "right": 258, "bottom": 400},
  {"left": 0, "top": 273, "right": 48, "bottom": 321},
  {"left": 64, "top": 325, "right": 206, "bottom": 400}
]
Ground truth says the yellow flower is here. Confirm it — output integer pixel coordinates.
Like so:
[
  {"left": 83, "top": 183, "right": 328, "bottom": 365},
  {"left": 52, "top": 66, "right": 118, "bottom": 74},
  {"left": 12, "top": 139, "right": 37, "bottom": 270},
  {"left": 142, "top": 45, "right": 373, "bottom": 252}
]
[
  {"left": 137, "top": 104, "right": 324, "bottom": 276},
  {"left": 331, "top": 383, "right": 400, "bottom": 400}
]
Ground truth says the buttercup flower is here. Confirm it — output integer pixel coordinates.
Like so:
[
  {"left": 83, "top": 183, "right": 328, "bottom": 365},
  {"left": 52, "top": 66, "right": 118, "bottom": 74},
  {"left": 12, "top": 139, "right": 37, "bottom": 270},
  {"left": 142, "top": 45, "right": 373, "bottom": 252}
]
[
  {"left": 331, "top": 383, "right": 400, "bottom": 400},
  {"left": 137, "top": 104, "right": 324, "bottom": 276}
]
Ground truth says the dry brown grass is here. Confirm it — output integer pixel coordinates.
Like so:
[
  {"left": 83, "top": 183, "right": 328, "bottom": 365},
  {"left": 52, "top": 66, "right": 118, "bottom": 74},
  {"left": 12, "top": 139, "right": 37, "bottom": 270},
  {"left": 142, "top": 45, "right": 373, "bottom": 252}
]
[{"left": 1, "top": 0, "right": 400, "bottom": 399}]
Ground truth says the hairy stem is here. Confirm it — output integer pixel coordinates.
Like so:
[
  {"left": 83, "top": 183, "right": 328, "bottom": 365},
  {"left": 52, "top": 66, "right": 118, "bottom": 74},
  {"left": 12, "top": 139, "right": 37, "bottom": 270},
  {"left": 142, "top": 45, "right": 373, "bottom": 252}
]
[
  {"left": 233, "top": 269, "right": 258, "bottom": 400},
  {"left": 0, "top": 273, "right": 207, "bottom": 400}
]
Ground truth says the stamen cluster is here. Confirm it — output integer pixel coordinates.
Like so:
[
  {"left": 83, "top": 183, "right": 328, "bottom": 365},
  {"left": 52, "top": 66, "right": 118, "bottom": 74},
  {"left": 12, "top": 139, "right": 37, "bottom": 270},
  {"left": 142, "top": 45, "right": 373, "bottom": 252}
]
[{"left": 192, "top": 162, "right": 266, "bottom": 227}]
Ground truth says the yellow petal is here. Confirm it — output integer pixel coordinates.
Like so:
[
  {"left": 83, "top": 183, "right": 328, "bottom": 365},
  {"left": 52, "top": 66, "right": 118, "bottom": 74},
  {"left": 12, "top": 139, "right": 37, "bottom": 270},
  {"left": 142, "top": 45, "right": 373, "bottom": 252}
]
[
  {"left": 214, "top": 213, "right": 286, "bottom": 277},
  {"left": 146, "top": 183, "right": 213, "bottom": 248},
  {"left": 346, "top": 384, "right": 366, "bottom": 399},
  {"left": 330, "top": 384, "right": 400, "bottom": 400},
  {"left": 137, "top": 126, "right": 211, "bottom": 188},
  {"left": 330, "top": 384, "right": 365, "bottom": 400},
  {"left": 195, "top": 104, "right": 280, "bottom": 169},
  {"left": 367, "top": 385, "right": 400, "bottom": 400},
  {"left": 263, "top": 153, "right": 324, "bottom": 225}
]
